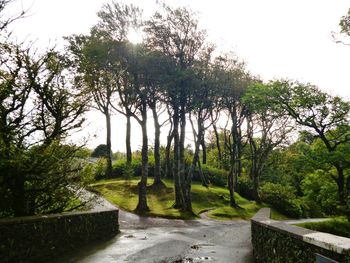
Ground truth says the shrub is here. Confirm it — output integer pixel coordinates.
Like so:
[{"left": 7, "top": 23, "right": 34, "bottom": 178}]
[
  {"left": 91, "top": 144, "right": 108, "bottom": 158},
  {"left": 237, "top": 175, "right": 255, "bottom": 200},
  {"left": 259, "top": 182, "right": 303, "bottom": 218},
  {"left": 301, "top": 170, "right": 338, "bottom": 216},
  {"left": 94, "top": 157, "right": 107, "bottom": 180},
  {"left": 111, "top": 157, "right": 155, "bottom": 178},
  {"left": 192, "top": 165, "right": 228, "bottom": 187}
]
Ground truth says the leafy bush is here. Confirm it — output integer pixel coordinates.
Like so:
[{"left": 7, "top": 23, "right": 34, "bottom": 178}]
[
  {"left": 94, "top": 157, "right": 107, "bottom": 180},
  {"left": 237, "top": 175, "right": 255, "bottom": 200},
  {"left": 301, "top": 170, "right": 338, "bottom": 216},
  {"left": 259, "top": 182, "right": 303, "bottom": 218},
  {"left": 111, "top": 157, "right": 155, "bottom": 178},
  {"left": 91, "top": 144, "right": 108, "bottom": 158},
  {"left": 192, "top": 165, "right": 228, "bottom": 187}
]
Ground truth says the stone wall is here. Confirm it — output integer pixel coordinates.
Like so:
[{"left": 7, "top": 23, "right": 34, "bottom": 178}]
[
  {"left": 251, "top": 208, "right": 350, "bottom": 263},
  {"left": 0, "top": 209, "right": 119, "bottom": 263}
]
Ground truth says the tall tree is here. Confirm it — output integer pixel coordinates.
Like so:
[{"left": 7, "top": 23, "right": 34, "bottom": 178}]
[
  {"left": 212, "top": 54, "right": 248, "bottom": 207},
  {"left": 272, "top": 80, "right": 350, "bottom": 207},
  {"left": 67, "top": 34, "right": 119, "bottom": 178},
  {"left": 96, "top": 1, "right": 141, "bottom": 165},
  {"left": 144, "top": 5, "right": 206, "bottom": 212},
  {"left": 0, "top": 45, "right": 87, "bottom": 216},
  {"left": 243, "top": 83, "right": 293, "bottom": 202}
]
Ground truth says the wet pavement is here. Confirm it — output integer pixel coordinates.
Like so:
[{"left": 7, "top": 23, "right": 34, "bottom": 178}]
[{"left": 55, "top": 190, "right": 254, "bottom": 263}]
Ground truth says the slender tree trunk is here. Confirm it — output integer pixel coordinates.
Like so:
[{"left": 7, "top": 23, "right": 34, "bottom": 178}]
[
  {"left": 165, "top": 128, "right": 174, "bottom": 178},
  {"left": 228, "top": 107, "right": 239, "bottom": 208},
  {"left": 228, "top": 167, "right": 237, "bottom": 207},
  {"left": 173, "top": 107, "right": 183, "bottom": 208},
  {"left": 136, "top": 108, "right": 149, "bottom": 213},
  {"left": 179, "top": 104, "right": 188, "bottom": 211},
  {"left": 151, "top": 106, "right": 165, "bottom": 187},
  {"left": 105, "top": 111, "right": 112, "bottom": 178},
  {"left": 126, "top": 114, "right": 132, "bottom": 164},
  {"left": 252, "top": 175, "right": 261, "bottom": 203},
  {"left": 201, "top": 134, "right": 207, "bottom": 165},
  {"left": 335, "top": 164, "right": 346, "bottom": 205},
  {"left": 213, "top": 123, "right": 222, "bottom": 168},
  {"left": 189, "top": 116, "right": 208, "bottom": 187}
]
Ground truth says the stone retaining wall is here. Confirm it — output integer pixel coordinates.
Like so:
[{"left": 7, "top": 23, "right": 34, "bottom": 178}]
[
  {"left": 251, "top": 208, "right": 350, "bottom": 263},
  {"left": 0, "top": 209, "right": 119, "bottom": 263}
]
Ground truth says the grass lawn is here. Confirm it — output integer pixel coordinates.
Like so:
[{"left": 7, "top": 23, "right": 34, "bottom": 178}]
[
  {"left": 296, "top": 218, "right": 350, "bottom": 238},
  {"left": 90, "top": 177, "right": 265, "bottom": 220}
]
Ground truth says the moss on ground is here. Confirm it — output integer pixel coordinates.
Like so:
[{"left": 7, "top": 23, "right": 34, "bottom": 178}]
[{"left": 90, "top": 178, "right": 266, "bottom": 220}]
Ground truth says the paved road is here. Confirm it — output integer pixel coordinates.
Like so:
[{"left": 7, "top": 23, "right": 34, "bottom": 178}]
[{"left": 56, "top": 190, "right": 254, "bottom": 263}]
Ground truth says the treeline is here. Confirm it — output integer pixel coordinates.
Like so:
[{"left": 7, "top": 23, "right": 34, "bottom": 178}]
[
  {"left": 1, "top": 0, "right": 350, "bottom": 219},
  {"left": 66, "top": 2, "right": 350, "bottom": 217}
]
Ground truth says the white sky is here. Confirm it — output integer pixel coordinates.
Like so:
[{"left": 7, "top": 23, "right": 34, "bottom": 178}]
[{"left": 6, "top": 0, "right": 350, "bottom": 151}]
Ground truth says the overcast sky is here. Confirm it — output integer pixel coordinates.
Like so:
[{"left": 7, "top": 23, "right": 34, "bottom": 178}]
[{"left": 6, "top": 0, "right": 350, "bottom": 151}]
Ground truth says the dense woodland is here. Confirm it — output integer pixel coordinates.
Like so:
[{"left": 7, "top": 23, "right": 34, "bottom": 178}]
[{"left": 2, "top": 0, "right": 350, "bottom": 221}]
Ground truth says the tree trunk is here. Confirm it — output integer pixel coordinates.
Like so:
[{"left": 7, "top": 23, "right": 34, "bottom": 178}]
[
  {"left": 228, "top": 107, "right": 240, "bottom": 207},
  {"left": 126, "top": 114, "right": 132, "bottom": 164},
  {"left": 252, "top": 177, "right": 261, "bottom": 203},
  {"left": 136, "top": 108, "right": 149, "bottom": 213},
  {"left": 180, "top": 105, "right": 190, "bottom": 212},
  {"left": 151, "top": 106, "right": 165, "bottom": 187},
  {"left": 165, "top": 128, "right": 174, "bottom": 178},
  {"left": 213, "top": 123, "right": 222, "bottom": 168},
  {"left": 228, "top": 167, "right": 237, "bottom": 207},
  {"left": 190, "top": 116, "right": 208, "bottom": 187},
  {"left": 172, "top": 108, "right": 183, "bottom": 208},
  {"left": 201, "top": 134, "right": 207, "bottom": 165},
  {"left": 105, "top": 111, "right": 113, "bottom": 178},
  {"left": 335, "top": 164, "right": 346, "bottom": 205}
]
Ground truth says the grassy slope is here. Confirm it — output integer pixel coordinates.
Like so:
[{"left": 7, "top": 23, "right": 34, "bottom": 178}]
[
  {"left": 91, "top": 178, "right": 266, "bottom": 220},
  {"left": 296, "top": 218, "right": 350, "bottom": 238}
]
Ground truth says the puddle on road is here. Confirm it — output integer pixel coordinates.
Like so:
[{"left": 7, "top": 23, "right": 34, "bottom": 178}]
[{"left": 173, "top": 256, "right": 213, "bottom": 263}]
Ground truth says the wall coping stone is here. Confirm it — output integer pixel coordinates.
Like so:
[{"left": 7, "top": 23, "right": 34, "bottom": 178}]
[
  {"left": 0, "top": 208, "right": 118, "bottom": 225},
  {"left": 251, "top": 208, "right": 350, "bottom": 255}
]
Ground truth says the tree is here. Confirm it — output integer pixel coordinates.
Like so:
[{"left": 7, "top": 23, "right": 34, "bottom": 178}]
[
  {"left": 0, "top": 0, "right": 26, "bottom": 33},
  {"left": 243, "top": 83, "right": 293, "bottom": 202},
  {"left": 91, "top": 144, "right": 108, "bottom": 158},
  {"left": 144, "top": 4, "right": 206, "bottom": 212},
  {"left": 95, "top": 1, "right": 141, "bottom": 165},
  {"left": 120, "top": 43, "right": 151, "bottom": 212},
  {"left": 141, "top": 50, "right": 169, "bottom": 187},
  {"left": 0, "top": 45, "right": 87, "bottom": 217},
  {"left": 272, "top": 80, "right": 350, "bottom": 207},
  {"left": 212, "top": 54, "right": 249, "bottom": 207},
  {"left": 67, "top": 34, "right": 118, "bottom": 178},
  {"left": 187, "top": 46, "right": 217, "bottom": 187},
  {"left": 340, "top": 9, "right": 350, "bottom": 36}
]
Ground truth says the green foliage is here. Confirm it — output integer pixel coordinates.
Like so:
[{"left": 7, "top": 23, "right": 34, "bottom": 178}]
[
  {"left": 0, "top": 142, "right": 89, "bottom": 217},
  {"left": 111, "top": 157, "right": 155, "bottom": 178},
  {"left": 237, "top": 175, "right": 255, "bottom": 200},
  {"left": 91, "top": 144, "right": 108, "bottom": 158},
  {"left": 259, "top": 182, "right": 302, "bottom": 218},
  {"left": 301, "top": 170, "right": 338, "bottom": 215},
  {"left": 93, "top": 157, "right": 108, "bottom": 180},
  {"left": 193, "top": 165, "right": 228, "bottom": 187}
]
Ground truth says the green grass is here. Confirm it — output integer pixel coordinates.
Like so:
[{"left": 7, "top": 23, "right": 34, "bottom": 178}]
[
  {"left": 296, "top": 218, "right": 350, "bottom": 238},
  {"left": 270, "top": 208, "right": 291, "bottom": 220},
  {"left": 90, "top": 177, "right": 264, "bottom": 220}
]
